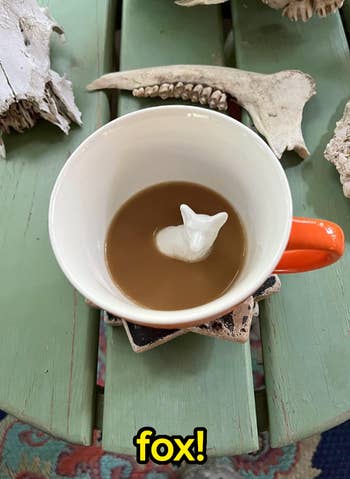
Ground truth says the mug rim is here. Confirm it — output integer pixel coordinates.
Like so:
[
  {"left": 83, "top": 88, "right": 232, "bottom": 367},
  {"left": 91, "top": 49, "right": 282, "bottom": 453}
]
[{"left": 49, "top": 105, "right": 293, "bottom": 328}]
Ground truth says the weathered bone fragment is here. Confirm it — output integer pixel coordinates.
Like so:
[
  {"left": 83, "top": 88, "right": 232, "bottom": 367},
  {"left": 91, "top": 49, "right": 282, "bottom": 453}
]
[
  {"left": 175, "top": 0, "right": 344, "bottom": 21},
  {"left": 88, "top": 65, "right": 316, "bottom": 159},
  {"left": 0, "top": 0, "right": 81, "bottom": 158},
  {"left": 324, "top": 100, "right": 350, "bottom": 198}
]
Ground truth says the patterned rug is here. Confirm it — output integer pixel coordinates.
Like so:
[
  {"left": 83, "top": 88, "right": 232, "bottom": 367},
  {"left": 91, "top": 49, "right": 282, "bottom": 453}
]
[{"left": 0, "top": 318, "right": 349, "bottom": 479}]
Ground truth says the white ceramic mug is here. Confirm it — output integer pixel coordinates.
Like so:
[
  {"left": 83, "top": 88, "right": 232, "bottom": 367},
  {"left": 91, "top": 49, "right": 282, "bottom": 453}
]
[{"left": 49, "top": 105, "right": 343, "bottom": 328}]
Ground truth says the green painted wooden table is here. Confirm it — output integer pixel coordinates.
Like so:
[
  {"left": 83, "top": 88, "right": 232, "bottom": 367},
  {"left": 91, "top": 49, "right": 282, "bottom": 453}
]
[{"left": 1, "top": 0, "right": 350, "bottom": 455}]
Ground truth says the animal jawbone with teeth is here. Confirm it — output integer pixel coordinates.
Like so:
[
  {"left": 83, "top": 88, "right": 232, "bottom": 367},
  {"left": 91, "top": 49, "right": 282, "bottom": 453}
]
[{"left": 87, "top": 65, "right": 316, "bottom": 159}]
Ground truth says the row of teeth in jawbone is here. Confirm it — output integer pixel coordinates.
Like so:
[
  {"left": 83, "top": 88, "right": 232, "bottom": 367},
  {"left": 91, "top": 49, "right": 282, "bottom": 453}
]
[{"left": 132, "top": 82, "right": 228, "bottom": 111}]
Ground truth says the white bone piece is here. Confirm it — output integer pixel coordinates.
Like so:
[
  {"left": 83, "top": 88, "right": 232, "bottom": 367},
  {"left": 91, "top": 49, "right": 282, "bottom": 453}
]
[
  {"left": 324, "top": 100, "right": 350, "bottom": 198},
  {"left": 155, "top": 204, "right": 228, "bottom": 263},
  {"left": 176, "top": 0, "right": 344, "bottom": 21},
  {"left": 0, "top": 0, "right": 82, "bottom": 158},
  {"left": 313, "top": 0, "right": 344, "bottom": 17},
  {"left": 279, "top": 0, "right": 314, "bottom": 20},
  {"left": 87, "top": 65, "right": 316, "bottom": 159}
]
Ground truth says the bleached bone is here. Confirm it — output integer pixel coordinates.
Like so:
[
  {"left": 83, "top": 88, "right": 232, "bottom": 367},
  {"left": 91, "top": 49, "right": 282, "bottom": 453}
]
[
  {"left": 313, "top": 0, "right": 344, "bottom": 16},
  {"left": 324, "top": 100, "right": 350, "bottom": 198},
  {"left": 87, "top": 65, "right": 316, "bottom": 159},
  {"left": 176, "top": 0, "right": 344, "bottom": 21},
  {"left": 281, "top": 0, "right": 313, "bottom": 20},
  {"left": 0, "top": 0, "right": 82, "bottom": 158},
  {"left": 275, "top": 0, "right": 344, "bottom": 20},
  {"left": 156, "top": 204, "right": 228, "bottom": 262}
]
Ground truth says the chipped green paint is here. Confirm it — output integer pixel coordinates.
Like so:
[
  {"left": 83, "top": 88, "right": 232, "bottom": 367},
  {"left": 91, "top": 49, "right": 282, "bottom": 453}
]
[
  {"left": 102, "top": 0, "right": 259, "bottom": 456},
  {"left": 0, "top": 0, "right": 116, "bottom": 445},
  {"left": 232, "top": 0, "right": 350, "bottom": 447}
]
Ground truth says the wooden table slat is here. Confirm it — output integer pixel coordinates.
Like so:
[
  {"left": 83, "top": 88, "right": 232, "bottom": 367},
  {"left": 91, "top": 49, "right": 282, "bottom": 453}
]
[
  {"left": 232, "top": 0, "right": 350, "bottom": 446},
  {"left": 0, "top": 0, "right": 116, "bottom": 445},
  {"left": 102, "top": 0, "right": 259, "bottom": 456}
]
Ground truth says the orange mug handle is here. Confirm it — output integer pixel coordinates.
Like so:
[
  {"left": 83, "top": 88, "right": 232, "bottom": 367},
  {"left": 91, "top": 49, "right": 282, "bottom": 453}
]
[{"left": 274, "top": 217, "right": 345, "bottom": 274}]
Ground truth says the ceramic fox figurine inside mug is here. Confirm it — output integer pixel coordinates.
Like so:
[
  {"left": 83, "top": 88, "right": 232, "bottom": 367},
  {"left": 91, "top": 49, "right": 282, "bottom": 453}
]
[
  {"left": 49, "top": 106, "right": 344, "bottom": 328},
  {"left": 156, "top": 204, "right": 229, "bottom": 262}
]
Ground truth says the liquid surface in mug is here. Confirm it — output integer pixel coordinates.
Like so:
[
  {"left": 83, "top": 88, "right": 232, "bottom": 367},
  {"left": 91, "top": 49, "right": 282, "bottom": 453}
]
[{"left": 105, "top": 182, "right": 246, "bottom": 311}]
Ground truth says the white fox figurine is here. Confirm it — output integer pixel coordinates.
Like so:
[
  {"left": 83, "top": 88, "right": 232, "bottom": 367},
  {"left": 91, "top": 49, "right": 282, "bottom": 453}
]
[{"left": 156, "top": 204, "right": 228, "bottom": 263}]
